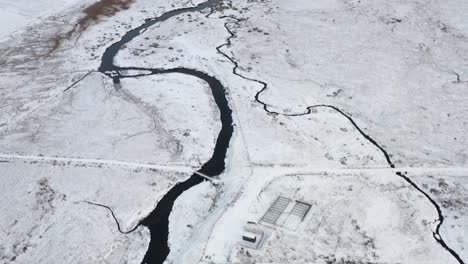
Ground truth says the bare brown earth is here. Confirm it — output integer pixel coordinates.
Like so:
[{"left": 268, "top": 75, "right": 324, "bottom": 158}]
[
  {"left": 48, "top": 0, "right": 135, "bottom": 54},
  {"left": 79, "top": 0, "right": 134, "bottom": 30}
]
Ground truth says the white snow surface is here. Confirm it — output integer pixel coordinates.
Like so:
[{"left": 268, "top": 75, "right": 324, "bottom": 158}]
[
  {"left": 0, "top": 0, "right": 93, "bottom": 40},
  {"left": 0, "top": 0, "right": 467, "bottom": 263}
]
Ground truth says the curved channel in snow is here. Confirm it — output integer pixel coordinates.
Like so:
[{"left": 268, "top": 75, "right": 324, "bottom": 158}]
[
  {"left": 216, "top": 17, "right": 465, "bottom": 264},
  {"left": 97, "top": 0, "right": 232, "bottom": 263}
]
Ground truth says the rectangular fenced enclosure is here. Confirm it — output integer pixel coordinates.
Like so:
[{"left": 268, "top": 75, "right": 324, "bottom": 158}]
[
  {"left": 291, "top": 201, "right": 311, "bottom": 221},
  {"left": 281, "top": 200, "right": 312, "bottom": 230},
  {"left": 260, "top": 196, "right": 291, "bottom": 225}
]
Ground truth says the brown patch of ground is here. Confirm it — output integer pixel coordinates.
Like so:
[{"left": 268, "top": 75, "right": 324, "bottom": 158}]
[
  {"left": 47, "top": 0, "right": 135, "bottom": 55},
  {"left": 79, "top": 0, "right": 135, "bottom": 30}
]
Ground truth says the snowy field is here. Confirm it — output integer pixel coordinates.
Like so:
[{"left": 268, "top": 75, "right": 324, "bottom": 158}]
[
  {"left": 0, "top": 0, "right": 467, "bottom": 263},
  {"left": 200, "top": 170, "right": 467, "bottom": 263},
  {"left": 0, "top": 0, "right": 95, "bottom": 40}
]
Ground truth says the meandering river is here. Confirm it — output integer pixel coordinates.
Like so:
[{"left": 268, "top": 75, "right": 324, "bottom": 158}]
[{"left": 98, "top": 1, "right": 231, "bottom": 263}]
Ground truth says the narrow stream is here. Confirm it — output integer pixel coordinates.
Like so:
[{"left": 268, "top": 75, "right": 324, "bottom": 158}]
[
  {"left": 97, "top": 1, "right": 232, "bottom": 263},
  {"left": 216, "top": 17, "right": 465, "bottom": 264}
]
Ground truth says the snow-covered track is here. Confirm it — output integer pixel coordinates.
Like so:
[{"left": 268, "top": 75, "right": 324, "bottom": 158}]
[{"left": 0, "top": 153, "right": 195, "bottom": 173}]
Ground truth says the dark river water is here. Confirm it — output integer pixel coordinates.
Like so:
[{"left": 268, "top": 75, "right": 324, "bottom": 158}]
[{"left": 97, "top": 0, "right": 232, "bottom": 263}]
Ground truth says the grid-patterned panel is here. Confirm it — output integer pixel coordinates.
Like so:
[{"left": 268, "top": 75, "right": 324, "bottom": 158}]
[
  {"left": 260, "top": 196, "right": 291, "bottom": 225},
  {"left": 291, "top": 201, "right": 311, "bottom": 221}
]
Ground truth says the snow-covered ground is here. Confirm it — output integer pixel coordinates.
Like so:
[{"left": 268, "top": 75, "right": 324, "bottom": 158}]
[
  {"left": 0, "top": 0, "right": 221, "bottom": 262},
  {"left": 0, "top": 0, "right": 94, "bottom": 40},
  {"left": 0, "top": 159, "right": 161, "bottom": 263},
  {"left": 224, "top": 0, "right": 468, "bottom": 167},
  {"left": 0, "top": 0, "right": 467, "bottom": 263},
  {"left": 200, "top": 169, "right": 467, "bottom": 263},
  {"left": 0, "top": 72, "right": 218, "bottom": 167}
]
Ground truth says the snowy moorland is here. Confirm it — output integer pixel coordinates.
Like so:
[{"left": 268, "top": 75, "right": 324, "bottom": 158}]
[{"left": 0, "top": 0, "right": 467, "bottom": 263}]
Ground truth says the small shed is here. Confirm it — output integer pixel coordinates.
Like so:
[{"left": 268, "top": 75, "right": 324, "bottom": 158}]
[{"left": 242, "top": 231, "right": 257, "bottom": 243}]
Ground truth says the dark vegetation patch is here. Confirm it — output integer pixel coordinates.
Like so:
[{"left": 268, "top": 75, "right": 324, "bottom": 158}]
[
  {"left": 34, "top": 178, "right": 57, "bottom": 213},
  {"left": 48, "top": 0, "right": 135, "bottom": 54}
]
